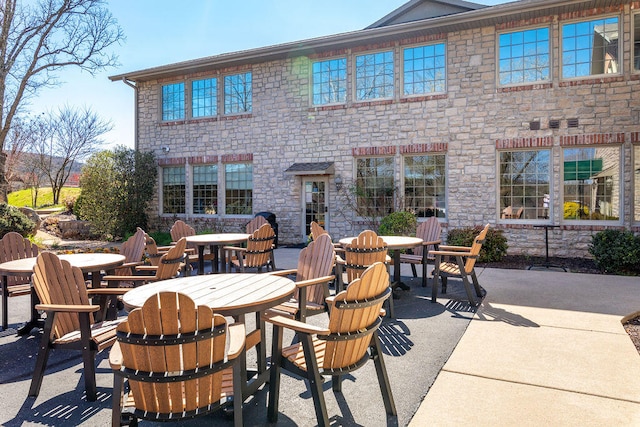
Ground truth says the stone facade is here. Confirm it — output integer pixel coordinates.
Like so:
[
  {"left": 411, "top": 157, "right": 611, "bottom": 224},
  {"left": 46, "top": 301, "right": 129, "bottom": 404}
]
[{"left": 126, "top": 1, "right": 640, "bottom": 258}]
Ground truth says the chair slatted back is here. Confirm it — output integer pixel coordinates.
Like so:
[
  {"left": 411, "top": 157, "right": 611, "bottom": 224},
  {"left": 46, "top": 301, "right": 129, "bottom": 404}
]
[
  {"left": 295, "top": 234, "right": 335, "bottom": 305},
  {"left": 310, "top": 221, "right": 327, "bottom": 241},
  {"left": 464, "top": 224, "right": 490, "bottom": 273},
  {"left": 170, "top": 220, "right": 196, "bottom": 241},
  {"left": 243, "top": 224, "right": 275, "bottom": 268},
  {"left": 116, "top": 292, "right": 228, "bottom": 416},
  {"left": 246, "top": 216, "right": 269, "bottom": 234},
  {"left": 414, "top": 217, "right": 441, "bottom": 258},
  {"left": 32, "top": 252, "right": 92, "bottom": 340},
  {"left": 344, "top": 230, "right": 388, "bottom": 284},
  {"left": 120, "top": 228, "right": 146, "bottom": 264},
  {"left": 323, "top": 262, "right": 390, "bottom": 369},
  {"left": 0, "top": 232, "right": 39, "bottom": 286},
  {"left": 155, "top": 237, "right": 187, "bottom": 280}
]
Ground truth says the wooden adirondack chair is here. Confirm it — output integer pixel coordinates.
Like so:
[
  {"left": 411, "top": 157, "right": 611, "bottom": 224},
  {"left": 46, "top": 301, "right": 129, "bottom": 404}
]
[
  {"left": 28, "top": 252, "right": 129, "bottom": 401},
  {"left": 0, "top": 232, "right": 39, "bottom": 330},
  {"left": 110, "top": 291, "right": 245, "bottom": 426},
  {"left": 224, "top": 224, "right": 276, "bottom": 272},
  {"left": 269, "top": 234, "right": 335, "bottom": 322},
  {"left": 430, "top": 223, "right": 490, "bottom": 306},
  {"left": 264, "top": 262, "right": 396, "bottom": 426},
  {"left": 309, "top": 221, "right": 327, "bottom": 240},
  {"left": 399, "top": 217, "right": 442, "bottom": 287},
  {"left": 246, "top": 215, "right": 269, "bottom": 234},
  {"left": 169, "top": 220, "right": 203, "bottom": 270},
  {"left": 102, "top": 237, "right": 187, "bottom": 288}
]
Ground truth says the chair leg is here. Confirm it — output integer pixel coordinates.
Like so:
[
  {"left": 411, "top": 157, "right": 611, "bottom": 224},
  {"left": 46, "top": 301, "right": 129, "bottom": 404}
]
[
  {"left": 301, "top": 334, "right": 329, "bottom": 427},
  {"left": 2, "top": 276, "right": 8, "bottom": 330},
  {"left": 112, "top": 374, "right": 124, "bottom": 427},
  {"left": 471, "top": 271, "right": 483, "bottom": 297},
  {"left": 410, "top": 264, "right": 417, "bottom": 278},
  {"left": 232, "top": 356, "right": 244, "bottom": 427},
  {"left": 431, "top": 263, "right": 440, "bottom": 303},
  {"left": 267, "top": 324, "right": 284, "bottom": 422},
  {"left": 331, "top": 374, "right": 341, "bottom": 392},
  {"left": 371, "top": 332, "right": 397, "bottom": 416},
  {"left": 79, "top": 312, "right": 98, "bottom": 401},
  {"left": 29, "top": 312, "right": 55, "bottom": 398}
]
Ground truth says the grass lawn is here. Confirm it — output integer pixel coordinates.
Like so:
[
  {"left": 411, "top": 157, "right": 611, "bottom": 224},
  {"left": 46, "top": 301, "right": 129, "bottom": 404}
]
[{"left": 8, "top": 187, "right": 81, "bottom": 209}]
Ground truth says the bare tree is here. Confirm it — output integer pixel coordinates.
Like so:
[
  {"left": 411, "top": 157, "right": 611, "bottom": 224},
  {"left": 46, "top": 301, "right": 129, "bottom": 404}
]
[
  {"left": 31, "top": 105, "right": 112, "bottom": 204},
  {"left": 0, "top": 0, "right": 124, "bottom": 201}
]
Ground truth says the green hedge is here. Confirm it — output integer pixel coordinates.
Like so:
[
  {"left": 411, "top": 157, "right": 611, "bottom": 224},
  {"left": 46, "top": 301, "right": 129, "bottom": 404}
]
[
  {"left": 588, "top": 230, "right": 640, "bottom": 275},
  {"left": 445, "top": 225, "right": 508, "bottom": 263}
]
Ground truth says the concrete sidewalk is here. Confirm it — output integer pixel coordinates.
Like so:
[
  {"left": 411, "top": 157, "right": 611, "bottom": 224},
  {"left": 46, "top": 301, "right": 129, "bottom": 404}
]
[{"left": 410, "top": 266, "right": 640, "bottom": 426}]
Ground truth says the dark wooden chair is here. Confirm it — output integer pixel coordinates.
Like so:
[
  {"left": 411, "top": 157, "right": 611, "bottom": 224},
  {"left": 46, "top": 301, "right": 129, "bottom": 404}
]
[
  {"left": 430, "top": 223, "right": 490, "bottom": 306},
  {"left": 110, "top": 291, "right": 245, "bottom": 426},
  {"left": 0, "top": 232, "right": 39, "bottom": 329},
  {"left": 28, "top": 252, "right": 129, "bottom": 401},
  {"left": 399, "top": 217, "right": 442, "bottom": 287},
  {"left": 169, "top": 220, "right": 203, "bottom": 271},
  {"left": 225, "top": 224, "right": 276, "bottom": 272},
  {"left": 269, "top": 233, "right": 335, "bottom": 322},
  {"left": 264, "top": 262, "right": 396, "bottom": 426}
]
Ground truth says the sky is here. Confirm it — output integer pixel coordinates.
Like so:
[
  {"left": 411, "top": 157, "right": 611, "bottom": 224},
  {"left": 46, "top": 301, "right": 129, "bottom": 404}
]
[{"left": 28, "top": 0, "right": 511, "bottom": 150}]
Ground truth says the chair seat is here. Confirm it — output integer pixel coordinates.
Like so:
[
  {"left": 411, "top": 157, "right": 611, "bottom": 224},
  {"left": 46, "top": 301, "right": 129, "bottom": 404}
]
[
  {"left": 270, "top": 300, "right": 326, "bottom": 318},
  {"left": 399, "top": 253, "right": 434, "bottom": 264},
  {"left": 281, "top": 338, "right": 327, "bottom": 371},
  {"left": 53, "top": 318, "right": 125, "bottom": 350},
  {"left": 5, "top": 283, "right": 31, "bottom": 297},
  {"left": 437, "top": 261, "right": 465, "bottom": 276}
]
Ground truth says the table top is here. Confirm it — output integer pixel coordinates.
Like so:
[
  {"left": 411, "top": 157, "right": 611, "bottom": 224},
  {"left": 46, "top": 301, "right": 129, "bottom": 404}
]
[
  {"left": 122, "top": 273, "right": 296, "bottom": 317},
  {"left": 339, "top": 235, "right": 423, "bottom": 250},
  {"left": 0, "top": 253, "right": 126, "bottom": 275},
  {"left": 185, "top": 233, "right": 251, "bottom": 245}
]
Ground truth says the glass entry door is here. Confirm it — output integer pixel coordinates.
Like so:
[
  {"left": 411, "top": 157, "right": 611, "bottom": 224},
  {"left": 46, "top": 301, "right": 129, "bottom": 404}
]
[{"left": 302, "top": 178, "right": 328, "bottom": 239}]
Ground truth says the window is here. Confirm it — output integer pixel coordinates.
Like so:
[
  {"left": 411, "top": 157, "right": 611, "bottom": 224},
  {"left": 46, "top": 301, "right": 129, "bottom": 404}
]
[
  {"left": 499, "top": 150, "right": 550, "bottom": 220},
  {"left": 224, "top": 72, "right": 252, "bottom": 114},
  {"left": 562, "top": 17, "right": 619, "bottom": 79},
  {"left": 162, "top": 166, "right": 185, "bottom": 214},
  {"left": 193, "top": 164, "right": 218, "bottom": 214},
  {"left": 192, "top": 78, "right": 217, "bottom": 118},
  {"left": 312, "top": 58, "right": 347, "bottom": 105},
  {"left": 161, "top": 83, "right": 185, "bottom": 121},
  {"left": 404, "top": 155, "right": 446, "bottom": 218},
  {"left": 635, "top": 145, "right": 640, "bottom": 222},
  {"left": 634, "top": 14, "right": 640, "bottom": 71},
  {"left": 355, "top": 51, "right": 394, "bottom": 101},
  {"left": 356, "top": 157, "right": 394, "bottom": 217},
  {"left": 225, "top": 163, "right": 252, "bottom": 215},
  {"left": 563, "top": 147, "right": 620, "bottom": 220},
  {"left": 403, "top": 43, "right": 446, "bottom": 95},
  {"left": 498, "top": 28, "right": 550, "bottom": 85}
]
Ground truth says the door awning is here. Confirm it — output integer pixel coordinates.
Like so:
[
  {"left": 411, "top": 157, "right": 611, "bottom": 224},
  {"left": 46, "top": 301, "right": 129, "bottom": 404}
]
[{"left": 285, "top": 162, "right": 334, "bottom": 175}]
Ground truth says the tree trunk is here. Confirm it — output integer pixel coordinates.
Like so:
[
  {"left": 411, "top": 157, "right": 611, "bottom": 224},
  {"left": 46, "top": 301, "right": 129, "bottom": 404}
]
[{"left": 0, "top": 152, "right": 9, "bottom": 203}]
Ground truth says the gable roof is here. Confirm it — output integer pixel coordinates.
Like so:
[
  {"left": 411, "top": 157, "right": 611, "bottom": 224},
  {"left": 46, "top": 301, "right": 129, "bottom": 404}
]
[{"left": 366, "top": 0, "right": 487, "bottom": 29}]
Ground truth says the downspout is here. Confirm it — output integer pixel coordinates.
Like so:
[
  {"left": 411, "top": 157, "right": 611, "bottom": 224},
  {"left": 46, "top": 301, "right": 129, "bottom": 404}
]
[{"left": 120, "top": 78, "right": 139, "bottom": 151}]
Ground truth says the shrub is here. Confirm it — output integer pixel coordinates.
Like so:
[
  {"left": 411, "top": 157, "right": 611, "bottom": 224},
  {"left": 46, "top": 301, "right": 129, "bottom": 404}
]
[
  {"left": 378, "top": 211, "right": 417, "bottom": 236},
  {"left": 149, "top": 231, "right": 172, "bottom": 246},
  {"left": 446, "top": 225, "right": 508, "bottom": 263},
  {"left": 0, "top": 203, "right": 36, "bottom": 238},
  {"left": 588, "top": 230, "right": 640, "bottom": 275}
]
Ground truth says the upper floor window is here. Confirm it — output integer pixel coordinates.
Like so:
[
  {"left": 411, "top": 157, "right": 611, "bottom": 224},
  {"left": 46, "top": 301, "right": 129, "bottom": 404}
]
[
  {"left": 562, "top": 17, "right": 619, "bottom": 79},
  {"left": 161, "top": 83, "right": 185, "bottom": 121},
  {"left": 403, "top": 43, "right": 446, "bottom": 95},
  {"left": 162, "top": 166, "right": 185, "bottom": 214},
  {"left": 193, "top": 164, "right": 218, "bottom": 215},
  {"left": 355, "top": 157, "right": 394, "bottom": 217},
  {"left": 192, "top": 78, "right": 217, "bottom": 118},
  {"left": 355, "top": 51, "right": 394, "bottom": 101},
  {"left": 563, "top": 147, "right": 620, "bottom": 221},
  {"left": 634, "top": 14, "right": 640, "bottom": 72},
  {"left": 499, "top": 150, "right": 550, "bottom": 220},
  {"left": 404, "top": 154, "right": 446, "bottom": 218},
  {"left": 224, "top": 72, "right": 252, "bottom": 114},
  {"left": 498, "top": 28, "right": 550, "bottom": 85},
  {"left": 312, "top": 58, "right": 347, "bottom": 105},
  {"left": 225, "top": 163, "right": 252, "bottom": 215}
]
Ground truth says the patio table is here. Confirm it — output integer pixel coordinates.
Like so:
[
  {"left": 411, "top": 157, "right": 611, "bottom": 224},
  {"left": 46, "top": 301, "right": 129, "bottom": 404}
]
[{"left": 185, "top": 233, "right": 250, "bottom": 274}]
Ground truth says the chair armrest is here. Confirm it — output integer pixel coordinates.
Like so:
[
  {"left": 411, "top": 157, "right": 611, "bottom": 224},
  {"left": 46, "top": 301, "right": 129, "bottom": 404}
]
[
  {"left": 227, "top": 323, "right": 246, "bottom": 359},
  {"left": 116, "top": 261, "right": 145, "bottom": 270},
  {"left": 134, "top": 265, "right": 158, "bottom": 272},
  {"left": 35, "top": 303, "right": 100, "bottom": 313},
  {"left": 223, "top": 245, "right": 246, "bottom": 252},
  {"left": 422, "top": 239, "right": 442, "bottom": 246},
  {"left": 429, "top": 250, "right": 472, "bottom": 257},
  {"left": 270, "top": 269, "right": 297, "bottom": 277},
  {"left": 102, "top": 275, "right": 151, "bottom": 284},
  {"left": 438, "top": 245, "right": 471, "bottom": 251},
  {"left": 87, "top": 288, "right": 131, "bottom": 296},
  {"left": 109, "top": 341, "right": 122, "bottom": 370},
  {"left": 295, "top": 275, "right": 335, "bottom": 288},
  {"left": 262, "top": 311, "right": 330, "bottom": 335},
  {"left": 335, "top": 255, "right": 345, "bottom": 265}
]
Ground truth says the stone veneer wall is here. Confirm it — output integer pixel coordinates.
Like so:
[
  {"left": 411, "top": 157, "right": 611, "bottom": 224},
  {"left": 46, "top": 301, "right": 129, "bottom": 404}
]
[{"left": 137, "top": 2, "right": 640, "bottom": 258}]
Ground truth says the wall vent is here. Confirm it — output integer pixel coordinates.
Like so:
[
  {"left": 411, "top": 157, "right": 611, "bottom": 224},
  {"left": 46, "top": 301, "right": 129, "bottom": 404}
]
[
  {"left": 549, "top": 119, "right": 560, "bottom": 129},
  {"left": 567, "top": 118, "right": 579, "bottom": 128},
  {"left": 529, "top": 121, "right": 540, "bottom": 130}
]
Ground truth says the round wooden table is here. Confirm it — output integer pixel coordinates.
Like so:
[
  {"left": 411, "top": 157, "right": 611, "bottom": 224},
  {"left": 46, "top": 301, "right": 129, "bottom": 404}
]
[
  {"left": 185, "top": 233, "right": 250, "bottom": 274},
  {"left": 122, "top": 272, "right": 295, "bottom": 399},
  {"left": 0, "top": 252, "right": 125, "bottom": 334}
]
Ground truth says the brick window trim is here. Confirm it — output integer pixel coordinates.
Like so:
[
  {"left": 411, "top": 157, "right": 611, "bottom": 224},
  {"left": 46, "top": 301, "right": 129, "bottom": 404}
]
[
  {"left": 189, "top": 155, "right": 219, "bottom": 165},
  {"left": 221, "top": 153, "right": 253, "bottom": 163},
  {"left": 352, "top": 146, "right": 397, "bottom": 157},
  {"left": 560, "top": 133, "right": 625, "bottom": 146},
  {"left": 158, "top": 158, "right": 187, "bottom": 166},
  {"left": 495, "top": 137, "right": 553, "bottom": 149},
  {"left": 400, "top": 143, "right": 448, "bottom": 154},
  {"left": 158, "top": 113, "right": 251, "bottom": 127},
  {"left": 632, "top": 132, "right": 640, "bottom": 143},
  {"left": 559, "top": 76, "right": 624, "bottom": 87},
  {"left": 498, "top": 224, "right": 626, "bottom": 232},
  {"left": 558, "top": 5, "right": 624, "bottom": 21},
  {"left": 497, "top": 82, "right": 553, "bottom": 93},
  {"left": 307, "top": 93, "right": 447, "bottom": 112}
]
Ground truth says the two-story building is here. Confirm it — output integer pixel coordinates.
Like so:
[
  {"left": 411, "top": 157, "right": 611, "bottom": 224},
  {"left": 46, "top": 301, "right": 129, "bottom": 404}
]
[{"left": 110, "top": 0, "right": 640, "bottom": 258}]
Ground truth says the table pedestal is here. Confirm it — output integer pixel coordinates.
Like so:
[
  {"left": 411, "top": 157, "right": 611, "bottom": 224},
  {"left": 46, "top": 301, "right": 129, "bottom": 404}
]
[{"left": 527, "top": 225, "right": 567, "bottom": 271}]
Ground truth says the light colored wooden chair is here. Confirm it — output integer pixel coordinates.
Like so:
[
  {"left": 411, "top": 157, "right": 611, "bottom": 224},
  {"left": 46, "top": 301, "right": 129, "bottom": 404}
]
[
  {"left": 169, "top": 220, "right": 203, "bottom": 271},
  {"left": 225, "top": 224, "right": 276, "bottom": 272},
  {"left": 28, "top": 252, "right": 129, "bottom": 401},
  {"left": 399, "top": 217, "right": 442, "bottom": 287},
  {"left": 102, "top": 237, "right": 187, "bottom": 288},
  {"left": 246, "top": 215, "right": 269, "bottom": 234},
  {"left": 110, "top": 291, "right": 245, "bottom": 426},
  {"left": 309, "top": 221, "right": 327, "bottom": 240},
  {"left": 0, "top": 232, "right": 39, "bottom": 330},
  {"left": 264, "top": 262, "right": 396, "bottom": 426},
  {"left": 268, "top": 234, "right": 335, "bottom": 322},
  {"left": 430, "top": 223, "right": 490, "bottom": 306}
]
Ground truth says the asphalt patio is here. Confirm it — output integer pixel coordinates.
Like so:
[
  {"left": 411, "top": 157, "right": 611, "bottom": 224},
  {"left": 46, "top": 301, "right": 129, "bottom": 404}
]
[{"left": 1, "top": 247, "right": 639, "bottom": 426}]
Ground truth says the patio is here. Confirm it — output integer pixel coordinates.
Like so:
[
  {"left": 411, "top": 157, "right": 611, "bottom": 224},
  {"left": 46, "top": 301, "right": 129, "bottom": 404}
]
[{"left": 1, "top": 247, "right": 639, "bottom": 426}]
